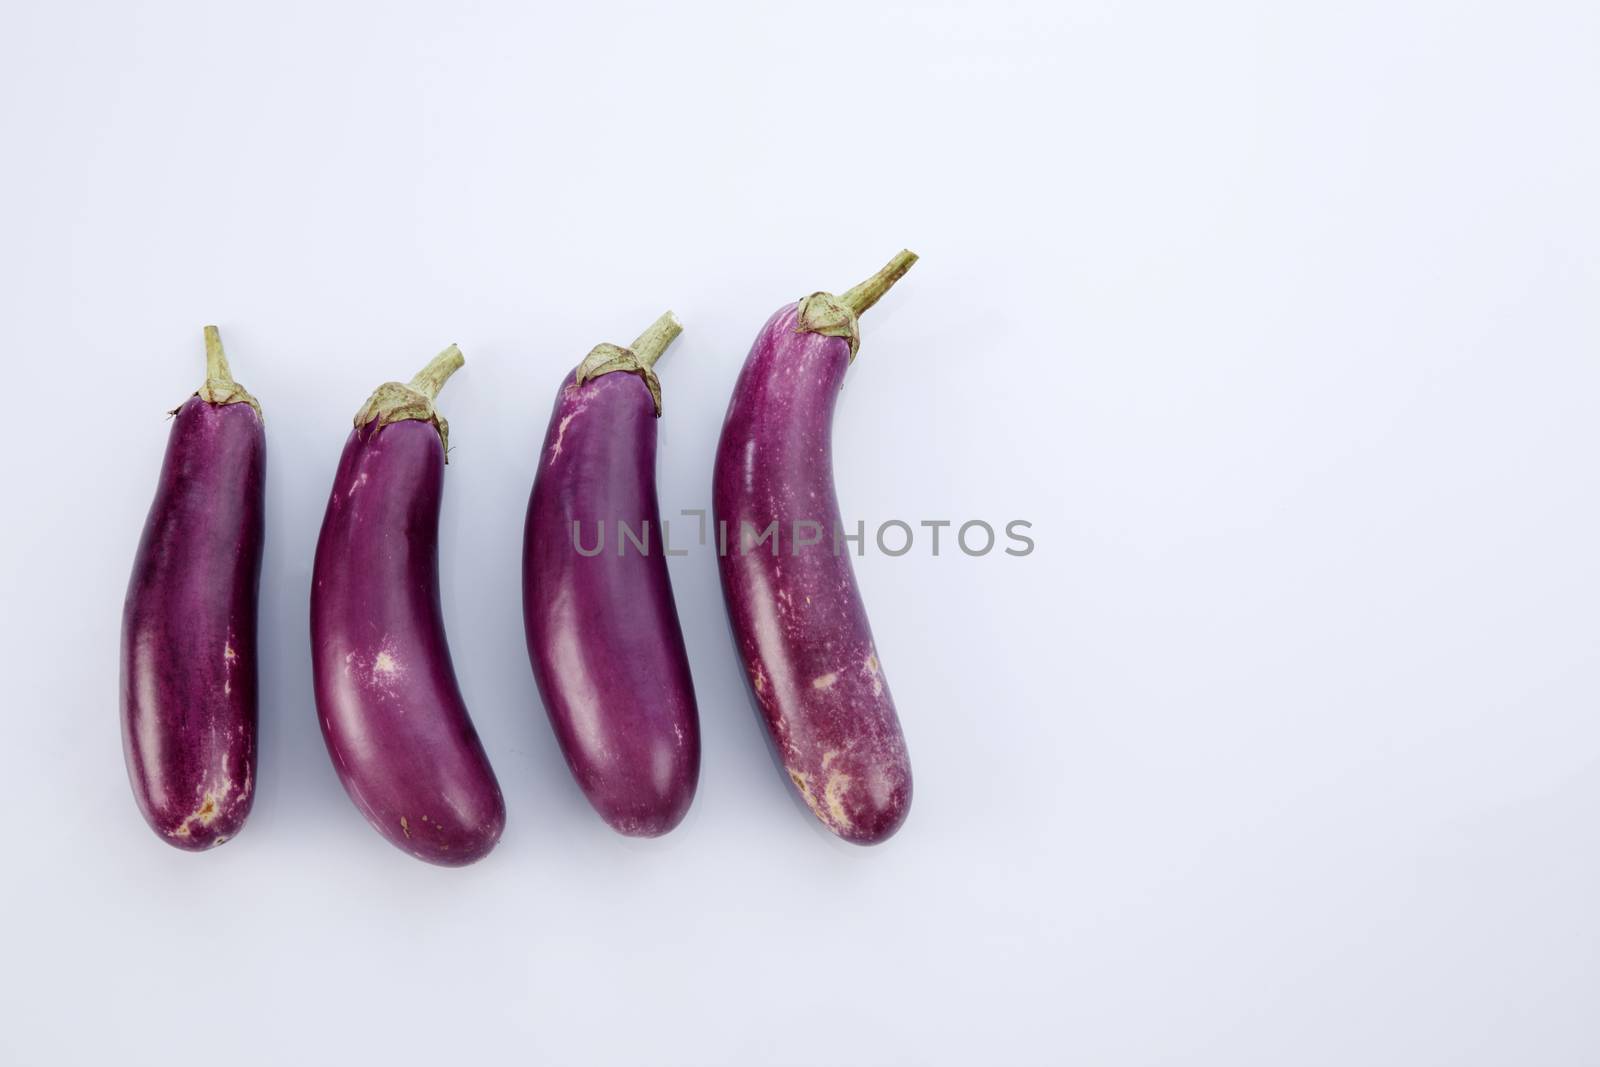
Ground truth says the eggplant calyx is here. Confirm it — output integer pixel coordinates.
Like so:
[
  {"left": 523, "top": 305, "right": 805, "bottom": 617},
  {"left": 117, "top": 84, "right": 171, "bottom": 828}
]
[
  {"left": 352, "top": 344, "right": 463, "bottom": 459},
  {"left": 187, "top": 325, "right": 263, "bottom": 420},
  {"left": 796, "top": 292, "right": 860, "bottom": 361},
  {"left": 576, "top": 345, "right": 663, "bottom": 416},
  {"left": 574, "top": 312, "right": 683, "bottom": 417},
  {"left": 795, "top": 249, "right": 919, "bottom": 363}
]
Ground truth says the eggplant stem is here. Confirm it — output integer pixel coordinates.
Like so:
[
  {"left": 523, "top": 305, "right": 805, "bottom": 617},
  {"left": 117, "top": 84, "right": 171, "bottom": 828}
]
[
  {"left": 630, "top": 311, "right": 683, "bottom": 370},
  {"left": 408, "top": 345, "right": 465, "bottom": 400},
  {"left": 838, "top": 249, "right": 919, "bottom": 317},
  {"left": 203, "top": 325, "right": 234, "bottom": 385}
]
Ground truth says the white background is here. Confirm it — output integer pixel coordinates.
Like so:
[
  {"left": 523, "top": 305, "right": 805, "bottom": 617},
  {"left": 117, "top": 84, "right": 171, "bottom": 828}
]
[{"left": 2, "top": 1, "right": 1596, "bottom": 1064}]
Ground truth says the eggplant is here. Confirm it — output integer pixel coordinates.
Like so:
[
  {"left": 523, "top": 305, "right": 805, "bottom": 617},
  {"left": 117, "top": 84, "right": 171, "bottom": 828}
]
[
  {"left": 713, "top": 252, "right": 918, "bottom": 845},
  {"left": 121, "top": 326, "right": 265, "bottom": 850},
  {"left": 310, "top": 346, "right": 505, "bottom": 866},
  {"left": 522, "top": 313, "right": 700, "bottom": 837}
]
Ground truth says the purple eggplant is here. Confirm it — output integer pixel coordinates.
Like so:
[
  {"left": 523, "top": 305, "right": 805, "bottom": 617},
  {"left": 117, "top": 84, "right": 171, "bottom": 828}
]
[
  {"left": 310, "top": 347, "right": 505, "bottom": 866},
  {"left": 713, "top": 252, "right": 918, "bottom": 845},
  {"left": 121, "top": 326, "right": 264, "bottom": 850},
  {"left": 523, "top": 313, "right": 700, "bottom": 837}
]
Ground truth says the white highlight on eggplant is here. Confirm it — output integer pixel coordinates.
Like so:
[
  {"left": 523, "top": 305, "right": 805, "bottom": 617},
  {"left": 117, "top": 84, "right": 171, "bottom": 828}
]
[
  {"left": 868, "top": 766, "right": 895, "bottom": 809},
  {"left": 547, "top": 586, "right": 609, "bottom": 765},
  {"left": 745, "top": 568, "right": 795, "bottom": 719},
  {"left": 131, "top": 631, "right": 169, "bottom": 812},
  {"left": 652, "top": 743, "right": 675, "bottom": 796}
]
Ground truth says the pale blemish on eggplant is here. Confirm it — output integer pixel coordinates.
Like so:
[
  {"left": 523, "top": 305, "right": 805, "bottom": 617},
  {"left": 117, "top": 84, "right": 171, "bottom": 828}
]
[
  {"left": 824, "top": 771, "right": 853, "bottom": 829},
  {"left": 863, "top": 652, "right": 883, "bottom": 697},
  {"left": 341, "top": 643, "right": 404, "bottom": 694},
  {"left": 547, "top": 395, "right": 591, "bottom": 465},
  {"left": 787, "top": 764, "right": 854, "bottom": 834},
  {"left": 811, "top": 671, "right": 838, "bottom": 690},
  {"left": 168, "top": 777, "right": 234, "bottom": 839},
  {"left": 788, "top": 769, "right": 826, "bottom": 824},
  {"left": 549, "top": 413, "right": 577, "bottom": 461}
]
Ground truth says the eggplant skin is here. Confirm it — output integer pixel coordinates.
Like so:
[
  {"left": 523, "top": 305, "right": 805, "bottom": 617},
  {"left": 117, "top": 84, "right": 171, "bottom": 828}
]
[
  {"left": 713, "top": 304, "right": 913, "bottom": 845},
  {"left": 523, "top": 369, "right": 701, "bottom": 837},
  {"left": 121, "top": 397, "right": 264, "bottom": 850},
  {"left": 311, "top": 420, "right": 505, "bottom": 867}
]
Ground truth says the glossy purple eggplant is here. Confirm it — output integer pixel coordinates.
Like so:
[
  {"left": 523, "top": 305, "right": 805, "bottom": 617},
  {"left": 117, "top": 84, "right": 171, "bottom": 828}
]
[
  {"left": 713, "top": 252, "right": 918, "bottom": 845},
  {"left": 121, "top": 326, "right": 264, "bottom": 850},
  {"left": 310, "top": 347, "right": 504, "bottom": 866},
  {"left": 523, "top": 313, "right": 700, "bottom": 837}
]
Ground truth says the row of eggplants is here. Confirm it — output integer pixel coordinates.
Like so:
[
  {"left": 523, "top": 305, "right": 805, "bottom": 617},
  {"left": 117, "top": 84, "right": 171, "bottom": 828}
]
[{"left": 120, "top": 251, "right": 918, "bottom": 865}]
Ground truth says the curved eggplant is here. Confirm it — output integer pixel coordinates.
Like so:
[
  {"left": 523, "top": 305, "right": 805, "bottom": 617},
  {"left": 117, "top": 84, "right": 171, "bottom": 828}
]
[
  {"left": 523, "top": 312, "right": 700, "bottom": 837},
  {"left": 121, "top": 326, "right": 265, "bottom": 850},
  {"left": 310, "top": 347, "right": 505, "bottom": 866},
  {"left": 713, "top": 252, "right": 918, "bottom": 845}
]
